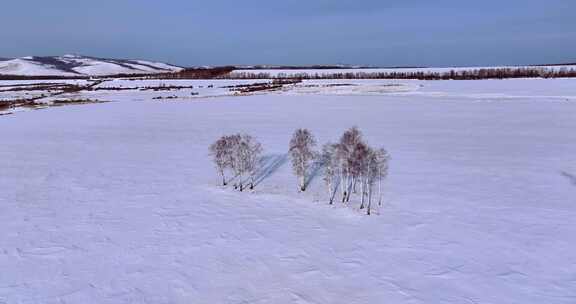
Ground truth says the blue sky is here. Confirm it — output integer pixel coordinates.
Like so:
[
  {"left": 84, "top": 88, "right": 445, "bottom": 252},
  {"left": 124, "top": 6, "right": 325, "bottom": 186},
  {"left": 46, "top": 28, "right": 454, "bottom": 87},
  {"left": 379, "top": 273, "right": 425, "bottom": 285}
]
[{"left": 1, "top": 0, "right": 574, "bottom": 67}]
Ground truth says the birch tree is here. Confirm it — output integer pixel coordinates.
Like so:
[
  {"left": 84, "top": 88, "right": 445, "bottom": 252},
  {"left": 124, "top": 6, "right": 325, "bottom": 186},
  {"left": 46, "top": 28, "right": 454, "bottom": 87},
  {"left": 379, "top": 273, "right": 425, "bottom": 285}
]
[
  {"left": 242, "top": 134, "right": 263, "bottom": 190},
  {"left": 209, "top": 136, "right": 233, "bottom": 186},
  {"left": 374, "top": 148, "right": 390, "bottom": 207},
  {"left": 321, "top": 143, "right": 338, "bottom": 204},
  {"left": 212, "top": 133, "right": 263, "bottom": 192},
  {"left": 366, "top": 147, "right": 389, "bottom": 215},
  {"left": 289, "top": 129, "right": 317, "bottom": 191},
  {"left": 233, "top": 134, "right": 262, "bottom": 191},
  {"left": 337, "top": 126, "right": 364, "bottom": 202},
  {"left": 227, "top": 134, "right": 243, "bottom": 190},
  {"left": 349, "top": 141, "right": 370, "bottom": 209}
]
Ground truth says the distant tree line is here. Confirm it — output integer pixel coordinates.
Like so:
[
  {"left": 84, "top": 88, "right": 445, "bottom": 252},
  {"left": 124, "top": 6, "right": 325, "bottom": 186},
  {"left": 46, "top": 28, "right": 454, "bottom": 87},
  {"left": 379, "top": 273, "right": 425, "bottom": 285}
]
[
  {"left": 221, "top": 67, "right": 576, "bottom": 80},
  {"left": 0, "top": 67, "right": 235, "bottom": 81},
  {"left": 154, "top": 67, "right": 236, "bottom": 79},
  {"left": 4, "top": 66, "right": 575, "bottom": 81},
  {"left": 94, "top": 67, "right": 235, "bottom": 80}
]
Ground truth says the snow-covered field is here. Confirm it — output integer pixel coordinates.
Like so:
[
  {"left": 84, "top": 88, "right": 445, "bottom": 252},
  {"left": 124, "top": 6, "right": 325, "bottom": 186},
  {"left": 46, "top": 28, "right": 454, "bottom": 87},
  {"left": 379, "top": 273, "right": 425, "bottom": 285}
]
[
  {"left": 1, "top": 78, "right": 575, "bottom": 303},
  {"left": 0, "top": 80, "right": 91, "bottom": 101},
  {"left": 3, "top": 78, "right": 576, "bottom": 111}
]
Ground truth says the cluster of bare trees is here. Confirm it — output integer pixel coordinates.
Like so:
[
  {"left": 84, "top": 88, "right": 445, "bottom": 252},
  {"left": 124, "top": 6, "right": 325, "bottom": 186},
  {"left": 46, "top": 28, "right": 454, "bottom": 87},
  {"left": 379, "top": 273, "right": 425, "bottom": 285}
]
[
  {"left": 321, "top": 127, "right": 389, "bottom": 215},
  {"left": 210, "top": 127, "right": 389, "bottom": 215},
  {"left": 209, "top": 134, "right": 262, "bottom": 191},
  {"left": 289, "top": 127, "right": 389, "bottom": 215}
]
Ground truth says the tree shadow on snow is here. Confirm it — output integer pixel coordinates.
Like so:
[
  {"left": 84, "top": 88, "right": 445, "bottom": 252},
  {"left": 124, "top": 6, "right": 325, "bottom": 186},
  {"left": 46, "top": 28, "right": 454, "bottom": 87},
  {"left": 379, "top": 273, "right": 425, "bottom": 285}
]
[
  {"left": 253, "top": 154, "right": 288, "bottom": 187},
  {"left": 329, "top": 178, "right": 340, "bottom": 203},
  {"left": 560, "top": 171, "right": 576, "bottom": 186},
  {"left": 304, "top": 160, "right": 323, "bottom": 190}
]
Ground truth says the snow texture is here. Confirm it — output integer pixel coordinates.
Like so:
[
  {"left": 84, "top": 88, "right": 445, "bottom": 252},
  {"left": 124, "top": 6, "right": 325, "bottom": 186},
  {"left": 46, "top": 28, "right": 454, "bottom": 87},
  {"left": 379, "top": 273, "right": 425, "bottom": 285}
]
[{"left": 1, "top": 78, "right": 576, "bottom": 303}]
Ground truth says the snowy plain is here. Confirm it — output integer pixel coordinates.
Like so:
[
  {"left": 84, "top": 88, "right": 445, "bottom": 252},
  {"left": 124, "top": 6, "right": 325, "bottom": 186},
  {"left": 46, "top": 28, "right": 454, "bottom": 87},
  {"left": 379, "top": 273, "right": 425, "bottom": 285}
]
[{"left": 1, "top": 78, "right": 576, "bottom": 303}]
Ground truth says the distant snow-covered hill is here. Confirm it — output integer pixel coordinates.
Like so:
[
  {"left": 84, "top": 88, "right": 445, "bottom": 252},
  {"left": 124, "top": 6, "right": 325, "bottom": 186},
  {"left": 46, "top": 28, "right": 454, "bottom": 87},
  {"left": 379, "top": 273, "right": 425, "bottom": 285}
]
[{"left": 0, "top": 55, "right": 183, "bottom": 76}]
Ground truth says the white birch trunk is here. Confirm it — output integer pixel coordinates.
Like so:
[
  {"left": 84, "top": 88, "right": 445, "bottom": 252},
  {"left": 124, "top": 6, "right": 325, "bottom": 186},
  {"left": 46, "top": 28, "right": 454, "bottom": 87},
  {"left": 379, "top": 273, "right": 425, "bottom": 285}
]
[
  {"left": 378, "top": 168, "right": 382, "bottom": 205},
  {"left": 341, "top": 172, "right": 348, "bottom": 203},
  {"left": 360, "top": 178, "right": 365, "bottom": 209},
  {"left": 367, "top": 184, "right": 373, "bottom": 215},
  {"left": 220, "top": 170, "right": 227, "bottom": 186},
  {"left": 346, "top": 177, "right": 352, "bottom": 202},
  {"left": 239, "top": 172, "right": 244, "bottom": 191},
  {"left": 327, "top": 177, "right": 333, "bottom": 204}
]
